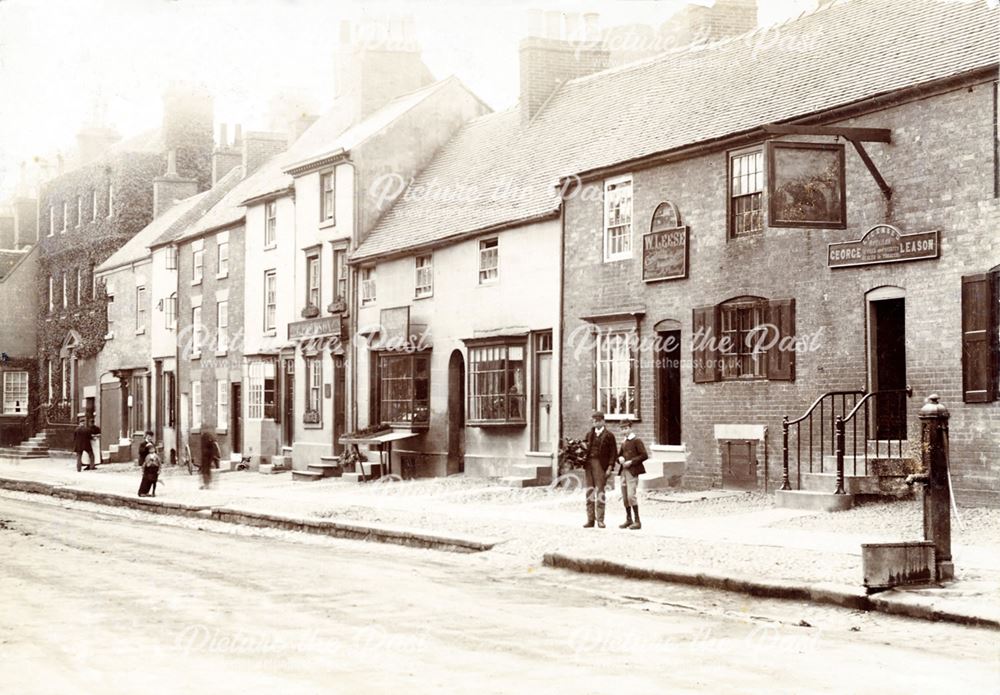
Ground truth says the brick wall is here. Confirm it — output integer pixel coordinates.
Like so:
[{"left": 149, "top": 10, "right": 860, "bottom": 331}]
[{"left": 561, "top": 79, "right": 1000, "bottom": 504}]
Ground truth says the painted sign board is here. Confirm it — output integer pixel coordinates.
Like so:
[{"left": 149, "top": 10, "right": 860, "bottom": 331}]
[
  {"left": 643, "top": 202, "right": 688, "bottom": 282},
  {"left": 828, "top": 225, "right": 939, "bottom": 268}
]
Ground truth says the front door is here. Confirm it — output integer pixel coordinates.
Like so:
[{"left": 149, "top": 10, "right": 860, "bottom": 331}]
[
  {"left": 333, "top": 355, "right": 346, "bottom": 455},
  {"left": 870, "top": 297, "right": 907, "bottom": 440},
  {"left": 656, "top": 329, "right": 682, "bottom": 445},
  {"left": 282, "top": 358, "right": 294, "bottom": 447},
  {"left": 231, "top": 382, "right": 242, "bottom": 454},
  {"left": 532, "top": 331, "right": 554, "bottom": 452},
  {"left": 447, "top": 351, "right": 465, "bottom": 475},
  {"left": 100, "top": 381, "right": 119, "bottom": 453}
]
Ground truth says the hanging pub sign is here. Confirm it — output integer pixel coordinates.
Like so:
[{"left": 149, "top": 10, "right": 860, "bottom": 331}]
[
  {"left": 642, "top": 201, "right": 688, "bottom": 282},
  {"left": 827, "top": 224, "right": 940, "bottom": 268}
]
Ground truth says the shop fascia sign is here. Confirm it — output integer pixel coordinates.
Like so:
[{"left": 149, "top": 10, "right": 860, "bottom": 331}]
[{"left": 828, "top": 224, "right": 939, "bottom": 268}]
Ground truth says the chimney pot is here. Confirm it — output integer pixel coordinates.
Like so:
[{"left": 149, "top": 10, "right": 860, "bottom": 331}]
[
  {"left": 219, "top": 123, "right": 228, "bottom": 149},
  {"left": 233, "top": 124, "right": 243, "bottom": 146},
  {"left": 545, "top": 11, "right": 561, "bottom": 39},
  {"left": 166, "top": 150, "right": 177, "bottom": 176}
]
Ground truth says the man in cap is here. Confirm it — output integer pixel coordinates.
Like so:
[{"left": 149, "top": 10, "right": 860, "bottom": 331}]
[
  {"left": 582, "top": 411, "right": 617, "bottom": 528},
  {"left": 616, "top": 419, "right": 648, "bottom": 530},
  {"left": 73, "top": 414, "right": 101, "bottom": 472}
]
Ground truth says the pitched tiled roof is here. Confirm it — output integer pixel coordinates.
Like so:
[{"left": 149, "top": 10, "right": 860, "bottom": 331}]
[
  {"left": 354, "top": 0, "right": 998, "bottom": 260},
  {"left": 97, "top": 190, "right": 210, "bottom": 273},
  {"left": 150, "top": 166, "right": 245, "bottom": 247},
  {"left": 239, "top": 77, "right": 467, "bottom": 204}
]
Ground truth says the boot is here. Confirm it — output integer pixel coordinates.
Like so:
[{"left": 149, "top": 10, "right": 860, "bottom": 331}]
[
  {"left": 629, "top": 505, "right": 641, "bottom": 530},
  {"left": 619, "top": 504, "right": 633, "bottom": 529},
  {"left": 584, "top": 497, "right": 595, "bottom": 527}
]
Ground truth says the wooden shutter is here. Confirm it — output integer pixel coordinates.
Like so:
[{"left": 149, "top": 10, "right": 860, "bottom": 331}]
[
  {"left": 961, "top": 273, "right": 997, "bottom": 403},
  {"left": 692, "top": 305, "right": 718, "bottom": 383},
  {"left": 766, "top": 298, "right": 796, "bottom": 381}
]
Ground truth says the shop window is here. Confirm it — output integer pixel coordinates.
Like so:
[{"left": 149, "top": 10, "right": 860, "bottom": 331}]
[
  {"left": 377, "top": 352, "right": 430, "bottom": 428},
  {"left": 603, "top": 175, "right": 633, "bottom": 261},
  {"left": 248, "top": 361, "right": 277, "bottom": 420},
  {"left": 595, "top": 329, "right": 637, "bottom": 418},
  {"left": 131, "top": 374, "right": 147, "bottom": 434},
  {"left": 468, "top": 342, "right": 525, "bottom": 425},
  {"left": 2, "top": 371, "right": 28, "bottom": 415},
  {"left": 961, "top": 271, "right": 999, "bottom": 403},
  {"left": 693, "top": 296, "right": 796, "bottom": 383},
  {"left": 729, "top": 150, "right": 764, "bottom": 238}
]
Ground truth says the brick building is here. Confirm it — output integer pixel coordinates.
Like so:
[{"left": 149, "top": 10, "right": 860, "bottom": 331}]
[
  {"left": 557, "top": 0, "right": 1000, "bottom": 504},
  {"left": 34, "top": 85, "right": 213, "bottom": 450}
]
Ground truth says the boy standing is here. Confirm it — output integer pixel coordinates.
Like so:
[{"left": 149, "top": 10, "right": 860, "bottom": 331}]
[{"left": 617, "top": 419, "right": 647, "bottom": 530}]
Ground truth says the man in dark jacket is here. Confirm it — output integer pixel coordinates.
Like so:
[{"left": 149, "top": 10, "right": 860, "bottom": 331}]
[
  {"left": 582, "top": 411, "right": 617, "bottom": 528},
  {"left": 73, "top": 415, "right": 101, "bottom": 472},
  {"left": 616, "top": 419, "right": 648, "bottom": 530}
]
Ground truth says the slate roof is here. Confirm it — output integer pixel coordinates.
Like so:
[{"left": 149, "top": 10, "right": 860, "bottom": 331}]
[
  {"left": 149, "top": 166, "right": 243, "bottom": 248},
  {"left": 239, "top": 76, "right": 466, "bottom": 204},
  {"left": 354, "top": 0, "right": 999, "bottom": 261},
  {"left": 97, "top": 190, "right": 211, "bottom": 273}
]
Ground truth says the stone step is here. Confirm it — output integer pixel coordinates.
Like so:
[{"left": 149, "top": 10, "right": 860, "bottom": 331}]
[
  {"left": 801, "top": 472, "right": 881, "bottom": 495},
  {"left": 511, "top": 463, "right": 552, "bottom": 483},
  {"left": 636, "top": 474, "right": 673, "bottom": 491},
  {"left": 292, "top": 470, "right": 323, "bottom": 482},
  {"left": 307, "top": 461, "right": 343, "bottom": 478},
  {"left": 775, "top": 489, "right": 855, "bottom": 512},
  {"left": 341, "top": 464, "right": 386, "bottom": 483},
  {"left": 499, "top": 475, "right": 547, "bottom": 488}
]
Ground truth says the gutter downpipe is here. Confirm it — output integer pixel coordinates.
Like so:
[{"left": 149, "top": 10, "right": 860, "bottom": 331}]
[{"left": 557, "top": 197, "right": 565, "bottom": 461}]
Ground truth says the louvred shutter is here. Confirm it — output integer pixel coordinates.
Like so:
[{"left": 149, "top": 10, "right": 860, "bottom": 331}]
[
  {"left": 961, "top": 273, "right": 997, "bottom": 403},
  {"left": 692, "top": 305, "right": 718, "bottom": 383},
  {"left": 766, "top": 298, "right": 795, "bottom": 381}
]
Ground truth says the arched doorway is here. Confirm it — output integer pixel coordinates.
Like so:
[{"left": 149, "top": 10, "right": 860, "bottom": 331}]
[
  {"left": 59, "top": 330, "right": 82, "bottom": 422},
  {"left": 865, "top": 286, "right": 907, "bottom": 439},
  {"left": 447, "top": 350, "right": 465, "bottom": 475},
  {"left": 654, "top": 319, "right": 682, "bottom": 445}
]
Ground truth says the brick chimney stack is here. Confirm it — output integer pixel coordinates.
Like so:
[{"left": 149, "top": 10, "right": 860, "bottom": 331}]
[
  {"left": 334, "top": 16, "right": 435, "bottom": 123},
  {"left": 212, "top": 123, "right": 242, "bottom": 185},
  {"left": 153, "top": 149, "right": 199, "bottom": 218},
  {"left": 519, "top": 10, "right": 610, "bottom": 123},
  {"left": 660, "top": 0, "right": 759, "bottom": 49},
  {"left": 241, "top": 131, "right": 287, "bottom": 177}
]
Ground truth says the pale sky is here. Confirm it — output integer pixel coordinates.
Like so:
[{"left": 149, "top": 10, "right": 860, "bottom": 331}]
[{"left": 0, "top": 0, "right": 816, "bottom": 200}]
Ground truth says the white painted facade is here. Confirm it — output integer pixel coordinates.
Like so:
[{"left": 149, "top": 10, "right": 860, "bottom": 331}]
[{"left": 354, "top": 217, "right": 561, "bottom": 478}]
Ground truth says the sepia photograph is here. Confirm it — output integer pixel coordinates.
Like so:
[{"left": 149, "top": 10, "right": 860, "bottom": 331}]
[{"left": 0, "top": 0, "right": 998, "bottom": 692}]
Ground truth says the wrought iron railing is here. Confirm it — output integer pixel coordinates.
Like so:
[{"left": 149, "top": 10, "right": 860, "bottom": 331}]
[
  {"left": 781, "top": 390, "right": 865, "bottom": 490},
  {"left": 832, "top": 387, "right": 912, "bottom": 494}
]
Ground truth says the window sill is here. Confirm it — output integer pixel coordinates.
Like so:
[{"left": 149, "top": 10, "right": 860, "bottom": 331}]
[
  {"left": 477, "top": 279, "right": 498, "bottom": 287},
  {"left": 216, "top": 428, "right": 228, "bottom": 435},
  {"left": 303, "top": 423, "right": 324, "bottom": 430},
  {"left": 602, "top": 414, "right": 639, "bottom": 422},
  {"left": 361, "top": 300, "right": 377, "bottom": 308},
  {"left": 263, "top": 244, "right": 277, "bottom": 252},
  {"left": 191, "top": 428, "right": 201, "bottom": 434},
  {"left": 1, "top": 413, "right": 28, "bottom": 418},
  {"left": 216, "top": 272, "right": 229, "bottom": 280},
  {"left": 135, "top": 328, "right": 146, "bottom": 336},
  {"left": 215, "top": 351, "right": 227, "bottom": 358},
  {"left": 414, "top": 293, "right": 433, "bottom": 301},
  {"left": 263, "top": 329, "right": 277, "bottom": 338},
  {"left": 319, "top": 218, "right": 337, "bottom": 230},
  {"left": 190, "top": 352, "right": 202, "bottom": 360},
  {"left": 191, "top": 279, "right": 202, "bottom": 287},
  {"left": 603, "top": 255, "right": 633, "bottom": 263},
  {"left": 103, "top": 332, "right": 115, "bottom": 341},
  {"left": 468, "top": 420, "right": 526, "bottom": 428}
]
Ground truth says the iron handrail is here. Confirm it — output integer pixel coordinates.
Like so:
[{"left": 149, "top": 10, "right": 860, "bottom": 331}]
[
  {"left": 781, "top": 389, "right": 865, "bottom": 491},
  {"left": 833, "top": 386, "right": 913, "bottom": 494}
]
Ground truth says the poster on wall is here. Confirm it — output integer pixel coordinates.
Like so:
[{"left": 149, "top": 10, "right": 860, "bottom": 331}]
[{"left": 642, "top": 201, "right": 688, "bottom": 282}]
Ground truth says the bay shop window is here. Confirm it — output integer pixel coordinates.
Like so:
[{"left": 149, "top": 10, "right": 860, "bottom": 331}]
[
  {"left": 467, "top": 341, "right": 525, "bottom": 425},
  {"left": 247, "top": 361, "right": 277, "bottom": 420}
]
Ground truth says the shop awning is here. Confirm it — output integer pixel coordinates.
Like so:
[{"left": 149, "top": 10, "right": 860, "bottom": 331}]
[{"left": 339, "top": 430, "right": 420, "bottom": 446}]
